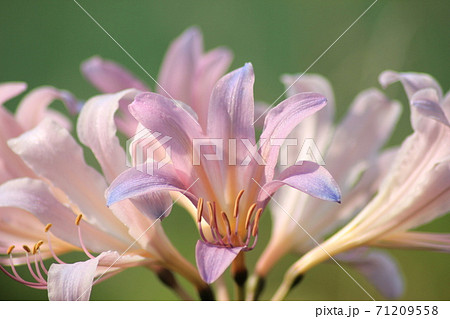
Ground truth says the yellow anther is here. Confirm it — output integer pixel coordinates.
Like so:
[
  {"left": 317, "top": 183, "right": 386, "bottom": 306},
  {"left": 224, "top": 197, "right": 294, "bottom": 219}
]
[
  {"left": 33, "top": 240, "right": 44, "bottom": 255},
  {"left": 44, "top": 223, "right": 52, "bottom": 232},
  {"left": 6, "top": 245, "right": 15, "bottom": 255},
  {"left": 233, "top": 189, "right": 245, "bottom": 218},
  {"left": 244, "top": 203, "right": 257, "bottom": 230},
  {"left": 75, "top": 214, "right": 83, "bottom": 226},
  {"left": 196, "top": 198, "right": 204, "bottom": 222},
  {"left": 251, "top": 208, "right": 263, "bottom": 237},
  {"left": 23, "top": 245, "right": 31, "bottom": 253}
]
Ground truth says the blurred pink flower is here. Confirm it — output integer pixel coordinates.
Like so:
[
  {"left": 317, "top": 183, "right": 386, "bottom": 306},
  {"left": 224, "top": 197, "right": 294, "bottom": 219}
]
[
  {"left": 0, "top": 89, "right": 206, "bottom": 300},
  {"left": 81, "top": 27, "right": 232, "bottom": 136},
  {"left": 0, "top": 82, "right": 79, "bottom": 264},
  {"left": 252, "top": 74, "right": 404, "bottom": 299},
  {"left": 272, "top": 71, "right": 450, "bottom": 300}
]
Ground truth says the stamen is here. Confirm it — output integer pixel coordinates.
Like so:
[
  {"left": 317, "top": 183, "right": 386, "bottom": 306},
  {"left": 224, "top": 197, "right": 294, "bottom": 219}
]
[
  {"left": 23, "top": 248, "right": 45, "bottom": 283},
  {"left": 75, "top": 214, "right": 95, "bottom": 259},
  {"left": 221, "top": 212, "right": 232, "bottom": 243},
  {"left": 6, "top": 245, "right": 15, "bottom": 255},
  {"left": 252, "top": 208, "right": 263, "bottom": 237},
  {"left": 37, "top": 251, "right": 48, "bottom": 275},
  {"left": 44, "top": 223, "right": 52, "bottom": 232},
  {"left": 244, "top": 203, "right": 257, "bottom": 230},
  {"left": 46, "top": 230, "right": 65, "bottom": 264},
  {"left": 233, "top": 189, "right": 245, "bottom": 218}
]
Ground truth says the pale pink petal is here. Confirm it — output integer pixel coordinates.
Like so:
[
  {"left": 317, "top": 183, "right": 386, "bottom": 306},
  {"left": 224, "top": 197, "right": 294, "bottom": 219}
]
[
  {"left": 379, "top": 70, "right": 442, "bottom": 100},
  {"left": 48, "top": 257, "right": 99, "bottom": 301},
  {"left": 0, "top": 82, "right": 27, "bottom": 105},
  {"left": 258, "top": 161, "right": 341, "bottom": 205},
  {"left": 128, "top": 92, "right": 204, "bottom": 181},
  {"left": 394, "top": 160, "right": 450, "bottom": 230},
  {"left": 192, "top": 47, "right": 232, "bottom": 129},
  {"left": 325, "top": 89, "right": 401, "bottom": 189},
  {"left": 259, "top": 93, "right": 327, "bottom": 181},
  {"left": 0, "top": 178, "right": 128, "bottom": 252},
  {"left": 8, "top": 119, "right": 131, "bottom": 242},
  {"left": 442, "top": 92, "right": 450, "bottom": 119},
  {"left": 77, "top": 89, "right": 139, "bottom": 183},
  {"left": 0, "top": 82, "right": 27, "bottom": 138},
  {"left": 337, "top": 249, "right": 403, "bottom": 299},
  {"left": 107, "top": 166, "right": 197, "bottom": 207},
  {"left": 207, "top": 63, "right": 255, "bottom": 143},
  {"left": 15, "top": 86, "right": 78, "bottom": 131},
  {"left": 81, "top": 56, "right": 149, "bottom": 93},
  {"left": 195, "top": 240, "right": 242, "bottom": 284},
  {"left": 281, "top": 73, "right": 335, "bottom": 110},
  {"left": 157, "top": 27, "right": 202, "bottom": 102},
  {"left": 377, "top": 231, "right": 450, "bottom": 252}
]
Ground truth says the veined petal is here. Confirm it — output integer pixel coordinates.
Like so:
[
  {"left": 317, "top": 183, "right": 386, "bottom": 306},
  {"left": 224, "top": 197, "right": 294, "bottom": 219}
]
[
  {"left": 260, "top": 93, "right": 327, "bottom": 181},
  {"left": 195, "top": 240, "right": 242, "bottom": 284},
  {"left": 107, "top": 166, "right": 197, "bottom": 207},
  {"left": 0, "top": 178, "right": 129, "bottom": 252},
  {"left": 379, "top": 70, "right": 442, "bottom": 100},
  {"left": 15, "top": 86, "right": 78, "bottom": 131},
  {"left": 337, "top": 249, "right": 403, "bottom": 299},
  {"left": 258, "top": 161, "right": 341, "bottom": 205},
  {"left": 8, "top": 119, "right": 131, "bottom": 241},
  {"left": 128, "top": 92, "right": 204, "bottom": 182},
  {"left": 77, "top": 89, "right": 139, "bottom": 183},
  {"left": 81, "top": 56, "right": 149, "bottom": 93},
  {"left": 377, "top": 231, "right": 450, "bottom": 252},
  {"left": 158, "top": 27, "right": 203, "bottom": 103},
  {"left": 325, "top": 89, "right": 401, "bottom": 189},
  {"left": 192, "top": 47, "right": 233, "bottom": 129},
  {"left": 207, "top": 63, "right": 255, "bottom": 143},
  {"left": 48, "top": 257, "right": 99, "bottom": 301}
]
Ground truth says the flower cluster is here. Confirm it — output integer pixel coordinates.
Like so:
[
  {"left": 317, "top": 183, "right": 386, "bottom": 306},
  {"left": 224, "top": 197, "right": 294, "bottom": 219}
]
[{"left": 0, "top": 28, "right": 448, "bottom": 301}]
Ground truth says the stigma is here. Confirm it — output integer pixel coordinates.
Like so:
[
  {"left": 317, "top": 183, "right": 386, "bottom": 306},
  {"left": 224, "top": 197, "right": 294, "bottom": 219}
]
[{"left": 196, "top": 189, "right": 263, "bottom": 250}]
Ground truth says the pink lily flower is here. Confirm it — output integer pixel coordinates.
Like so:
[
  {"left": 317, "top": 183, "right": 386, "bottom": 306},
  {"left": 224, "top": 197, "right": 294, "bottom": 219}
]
[
  {"left": 0, "top": 82, "right": 79, "bottom": 264},
  {"left": 251, "top": 74, "right": 404, "bottom": 299},
  {"left": 81, "top": 27, "right": 232, "bottom": 137},
  {"left": 272, "top": 71, "right": 450, "bottom": 300},
  {"left": 107, "top": 63, "right": 341, "bottom": 284},
  {"left": 0, "top": 89, "right": 208, "bottom": 300}
]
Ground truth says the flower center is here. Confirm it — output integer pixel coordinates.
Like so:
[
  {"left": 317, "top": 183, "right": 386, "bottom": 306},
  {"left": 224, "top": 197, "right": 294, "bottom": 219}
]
[{"left": 196, "top": 189, "right": 263, "bottom": 250}]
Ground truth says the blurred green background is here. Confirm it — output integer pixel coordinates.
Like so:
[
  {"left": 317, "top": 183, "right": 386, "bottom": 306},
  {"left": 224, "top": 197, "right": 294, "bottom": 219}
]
[{"left": 0, "top": 0, "right": 449, "bottom": 300}]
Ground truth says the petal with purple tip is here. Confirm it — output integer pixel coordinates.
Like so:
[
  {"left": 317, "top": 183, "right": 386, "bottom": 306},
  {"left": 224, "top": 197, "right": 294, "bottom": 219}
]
[
  {"left": 258, "top": 161, "right": 341, "bottom": 205},
  {"left": 81, "top": 56, "right": 149, "bottom": 93},
  {"left": 260, "top": 93, "right": 327, "bottom": 181},
  {"left": 195, "top": 240, "right": 242, "bottom": 284}
]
